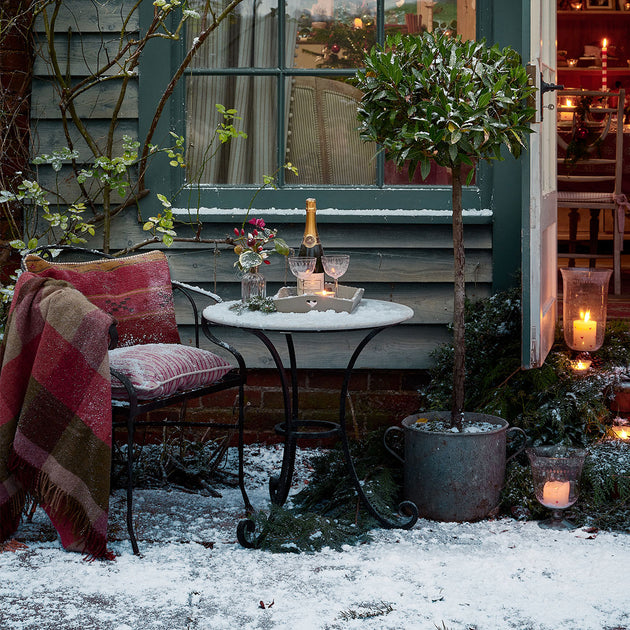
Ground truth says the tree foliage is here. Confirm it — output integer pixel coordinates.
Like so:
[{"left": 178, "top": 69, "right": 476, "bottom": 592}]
[
  {"left": 355, "top": 30, "right": 536, "bottom": 181},
  {"left": 355, "top": 30, "right": 536, "bottom": 427}
]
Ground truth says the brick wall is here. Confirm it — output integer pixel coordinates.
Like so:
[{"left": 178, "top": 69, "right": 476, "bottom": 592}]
[{"left": 136, "top": 368, "right": 429, "bottom": 446}]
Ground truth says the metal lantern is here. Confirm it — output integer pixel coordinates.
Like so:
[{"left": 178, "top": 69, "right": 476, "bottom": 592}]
[
  {"left": 527, "top": 446, "right": 587, "bottom": 530},
  {"left": 560, "top": 268, "right": 612, "bottom": 353}
]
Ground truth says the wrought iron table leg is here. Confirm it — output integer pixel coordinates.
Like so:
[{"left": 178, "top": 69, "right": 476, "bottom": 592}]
[
  {"left": 237, "top": 324, "right": 418, "bottom": 549},
  {"left": 248, "top": 330, "right": 297, "bottom": 506},
  {"left": 338, "top": 327, "right": 418, "bottom": 529}
]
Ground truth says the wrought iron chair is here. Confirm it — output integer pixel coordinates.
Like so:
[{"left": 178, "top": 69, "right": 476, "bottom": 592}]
[
  {"left": 22, "top": 246, "right": 252, "bottom": 554},
  {"left": 557, "top": 89, "right": 627, "bottom": 294}
]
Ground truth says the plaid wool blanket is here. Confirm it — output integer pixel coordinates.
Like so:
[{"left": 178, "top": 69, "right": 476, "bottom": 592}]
[{"left": 0, "top": 273, "right": 114, "bottom": 557}]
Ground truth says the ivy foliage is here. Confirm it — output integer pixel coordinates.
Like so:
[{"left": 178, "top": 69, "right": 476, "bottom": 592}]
[
  {"left": 354, "top": 29, "right": 536, "bottom": 181},
  {"left": 421, "top": 286, "right": 630, "bottom": 446}
]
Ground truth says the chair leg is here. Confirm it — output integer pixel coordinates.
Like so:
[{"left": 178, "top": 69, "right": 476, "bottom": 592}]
[
  {"left": 125, "top": 413, "right": 140, "bottom": 555},
  {"left": 613, "top": 206, "right": 622, "bottom": 295},
  {"left": 237, "top": 383, "right": 253, "bottom": 513},
  {"left": 568, "top": 207, "right": 579, "bottom": 267},
  {"left": 589, "top": 209, "right": 600, "bottom": 269}
]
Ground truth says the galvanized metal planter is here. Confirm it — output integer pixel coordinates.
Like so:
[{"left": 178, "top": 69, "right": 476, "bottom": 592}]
[{"left": 384, "top": 411, "right": 527, "bottom": 522}]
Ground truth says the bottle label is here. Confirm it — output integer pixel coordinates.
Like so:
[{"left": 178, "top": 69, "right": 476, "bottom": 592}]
[
  {"left": 298, "top": 273, "right": 324, "bottom": 295},
  {"left": 302, "top": 234, "right": 318, "bottom": 247}
]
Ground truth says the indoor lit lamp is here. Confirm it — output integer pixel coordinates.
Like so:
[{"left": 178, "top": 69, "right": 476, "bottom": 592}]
[
  {"left": 560, "top": 268, "right": 612, "bottom": 357},
  {"left": 527, "top": 446, "right": 587, "bottom": 530}
]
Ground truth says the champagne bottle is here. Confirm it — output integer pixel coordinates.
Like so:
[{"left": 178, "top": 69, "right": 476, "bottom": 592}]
[{"left": 297, "top": 198, "right": 324, "bottom": 295}]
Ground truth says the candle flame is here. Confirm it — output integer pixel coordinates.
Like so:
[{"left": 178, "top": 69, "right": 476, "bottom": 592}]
[
  {"left": 580, "top": 310, "right": 591, "bottom": 323},
  {"left": 566, "top": 98, "right": 573, "bottom": 107},
  {"left": 603, "top": 38, "right": 608, "bottom": 48},
  {"left": 353, "top": 17, "right": 363, "bottom": 29}
]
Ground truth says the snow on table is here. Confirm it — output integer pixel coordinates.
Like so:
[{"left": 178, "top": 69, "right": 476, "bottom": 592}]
[{"left": 203, "top": 298, "right": 414, "bottom": 332}]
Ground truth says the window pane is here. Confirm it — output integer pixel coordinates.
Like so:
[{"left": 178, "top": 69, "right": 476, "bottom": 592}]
[
  {"left": 291, "top": 0, "right": 376, "bottom": 70},
  {"left": 384, "top": 0, "right": 475, "bottom": 39},
  {"left": 285, "top": 76, "right": 376, "bottom": 185},
  {"left": 188, "top": 0, "right": 282, "bottom": 69},
  {"left": 186, "top": 75, "right": 277, "bottom": 185}
]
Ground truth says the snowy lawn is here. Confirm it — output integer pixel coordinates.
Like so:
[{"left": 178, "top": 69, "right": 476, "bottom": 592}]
[{"left": 1, "top": 444, "right": 629, "bottom": 630}]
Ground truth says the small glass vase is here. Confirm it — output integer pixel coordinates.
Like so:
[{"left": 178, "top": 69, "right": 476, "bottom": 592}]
[{"left": 241, "top": 267, "right": 266, "bottom": 303}]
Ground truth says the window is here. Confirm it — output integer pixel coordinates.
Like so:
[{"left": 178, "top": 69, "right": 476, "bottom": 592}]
[{"left": 175, "top": 0, "right": 476, "bottom": 208}]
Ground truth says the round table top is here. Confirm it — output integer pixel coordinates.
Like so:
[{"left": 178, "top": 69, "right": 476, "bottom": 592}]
[{"left": 203, "top": 298, "right": 414, "bottom": 333}]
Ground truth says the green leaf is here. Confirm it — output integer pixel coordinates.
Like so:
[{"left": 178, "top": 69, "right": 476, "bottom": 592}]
[{"left": 273, "top": 238, "right": 290, "bottom": 256}]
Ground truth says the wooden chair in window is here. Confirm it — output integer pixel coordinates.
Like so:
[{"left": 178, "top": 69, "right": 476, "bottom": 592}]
[
  {"left": 22, "top": 246, "right": 252, "bottom": 555},
  {"left": 557, "top": 89, "right": 627, "bottom": 294}
]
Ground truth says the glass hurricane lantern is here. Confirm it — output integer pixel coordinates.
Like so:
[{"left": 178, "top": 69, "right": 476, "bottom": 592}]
[
  {"left": 560, "top": 267, "right": 612, "bottom": 354},
  {"left": 527, "top": 446, "right": 587, "bottom": 530}
]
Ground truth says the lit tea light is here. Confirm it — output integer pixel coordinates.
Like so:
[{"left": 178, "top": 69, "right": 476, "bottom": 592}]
[
  {"left": 542, "top": 480, "right": 571, "bottom": 508},
  {"left": 573, "top": 310, "right": 597, "bottom": 351},
  {"left": 567, "top": 59, "right": 578, "bottom": 68},
  {"left": 610, "top": 423, "right": 630, "bottom": 441},
  {"left": 571, "top": 359, "right": 592, "bottom": 372},
  {"left": 353, "top": 17, "right": 363, "bottom": 29},
  {"left": 317, "top": 290, "right": 335, "bottom": 297}
]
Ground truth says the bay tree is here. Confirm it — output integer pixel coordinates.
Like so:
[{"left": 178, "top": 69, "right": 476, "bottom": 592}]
[{"left": 355, "top": 30, "right": 536, "bottom": 430}]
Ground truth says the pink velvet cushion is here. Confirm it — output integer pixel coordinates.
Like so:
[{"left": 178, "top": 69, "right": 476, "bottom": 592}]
[
  {"left": 24, "top": 251, "right": 180, "bottom": 347},
  {"left": 109, "top": 344, "right": 233, "bottom": 400}
]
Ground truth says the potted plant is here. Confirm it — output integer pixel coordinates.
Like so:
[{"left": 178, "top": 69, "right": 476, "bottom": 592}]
[{"left": 356, "top": 30, "right": 535, "bottom": 520}]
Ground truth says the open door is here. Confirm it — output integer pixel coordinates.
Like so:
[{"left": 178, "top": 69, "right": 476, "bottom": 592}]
[{"left": 522, "top": 0, "right": 558, "bottom": 369}]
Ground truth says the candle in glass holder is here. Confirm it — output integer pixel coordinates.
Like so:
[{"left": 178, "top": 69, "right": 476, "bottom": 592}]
[
  {"left": 571, "top": 358, "right": 592, "bottom": 372},
  {"left": 542, "top": 480, "right": 571, "bottom": 508},
  {"left": 611, "top": 425, "right": 630, "bottom": 440},
  {"left": 573, "top": 310, "right": 597, "bottom": 350}
]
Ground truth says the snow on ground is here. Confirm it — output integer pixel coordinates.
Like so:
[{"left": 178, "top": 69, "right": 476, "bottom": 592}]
[{"left": 1, "top": 444, "right": 629, "bottom": 630}]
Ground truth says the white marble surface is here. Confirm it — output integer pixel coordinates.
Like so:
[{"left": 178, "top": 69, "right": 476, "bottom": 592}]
[{"left": 203, "top": 298, "right": 414, "bottom": 332}]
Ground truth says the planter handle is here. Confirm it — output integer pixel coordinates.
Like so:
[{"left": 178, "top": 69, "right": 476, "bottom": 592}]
[
  {"left": 383, "top": 426, "right": 404, "bottom": 463},
  {"left": 505, "top": 426, "right": 528, "bottom": 463}
]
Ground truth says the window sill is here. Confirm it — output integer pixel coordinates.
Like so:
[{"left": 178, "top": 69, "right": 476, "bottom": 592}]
[{"left": 172, "top": 207, "right": 493, "bottom": 225}]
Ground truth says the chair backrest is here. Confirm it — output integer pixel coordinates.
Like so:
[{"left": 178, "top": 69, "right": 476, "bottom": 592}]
[
  {"left": 557, "top": 89, "right": 625, "bottom": 197},
  {"left": 284, "top": 76, "right": 376, "bottom": 186},
  {"left": 22, "top": 247, "right": 181, "bottom": 347}
]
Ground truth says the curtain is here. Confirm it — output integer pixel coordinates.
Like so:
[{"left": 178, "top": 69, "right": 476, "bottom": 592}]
[{"left": 186, "top": 2, "right": 298, "bottom": 185}]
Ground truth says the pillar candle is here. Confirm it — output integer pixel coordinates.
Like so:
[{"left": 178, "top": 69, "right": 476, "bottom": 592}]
[
  {"left": 573, "top": 311, "right": 597, "bottom": 350},
  {"left": 542, "top": 480, "right": 571, "bottom": 508},
  {"left": 602, "top": 39, "right": 608, "bottom": 92}
]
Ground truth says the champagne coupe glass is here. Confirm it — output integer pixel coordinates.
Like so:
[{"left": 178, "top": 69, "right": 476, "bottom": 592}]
[
  {"left": 322, "top": 254, "right": 350, "bottom": 296},
  {"left": 288, "top": 257, "right": 316, "bottom": 287}
]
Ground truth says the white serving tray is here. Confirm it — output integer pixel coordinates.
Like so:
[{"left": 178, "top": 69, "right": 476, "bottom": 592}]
[{"left": 273, "top": 284, "right": 364, "bottom": 313}]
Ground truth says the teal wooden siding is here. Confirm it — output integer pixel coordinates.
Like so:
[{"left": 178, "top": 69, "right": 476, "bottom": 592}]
[{"left": 28, "top": 0, "right": 528, "bottom": 371}]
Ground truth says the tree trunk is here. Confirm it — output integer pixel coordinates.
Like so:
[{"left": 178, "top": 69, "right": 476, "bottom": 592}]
[{"left": 451, "top": 164, "right": 465, "bottom": 431}]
